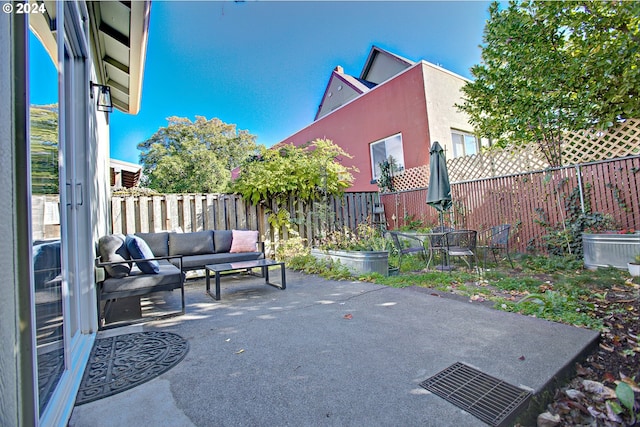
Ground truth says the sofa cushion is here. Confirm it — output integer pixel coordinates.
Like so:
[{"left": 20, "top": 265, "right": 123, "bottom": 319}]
[
  {"left": 101, "top": 261, "right": 183, "bottom": 297},
  {"left": 169, "top": 231, "right": 214, "bottom": 256},
  {"left": 230, "top": 230, "right": 259, "bottom": 253},
  {"left": 98, "top": 234, "right": 131, "bottom": 278},
  {"left": 213, "top": 230, "right": 233, "bottom": 253},
  {"left": 135, "top": 232, "right": 169, "bottom": 257},
  {"left": 126, "top": 235, "right": 160, "bottom": 274},
  {"left": 173, "top": 252, "right": 263, "bottom": 270}
]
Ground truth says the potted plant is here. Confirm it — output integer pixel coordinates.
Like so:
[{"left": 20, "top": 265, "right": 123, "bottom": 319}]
[
  {"left": 311, "top": 223, "right": 391, "bottom": 276},
  {"left": 628, "top": 254, "right": 640, "bottom": 277}
]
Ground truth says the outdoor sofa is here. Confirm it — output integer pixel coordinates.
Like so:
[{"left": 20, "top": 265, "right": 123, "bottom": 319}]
[{"left": 96, "top": 229, "right": 264, "bottom": 328}]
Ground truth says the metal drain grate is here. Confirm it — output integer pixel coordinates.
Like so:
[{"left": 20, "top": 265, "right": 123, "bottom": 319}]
[{"left": 420, "top": 362, "right": 532, "bottom": 427}]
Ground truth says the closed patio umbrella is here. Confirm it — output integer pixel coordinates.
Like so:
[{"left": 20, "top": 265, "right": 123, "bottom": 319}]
[
  {"left": 426, "top": 141, "right": 452, "bottom": 270},
  {"left": 426, "top": 141, "right": 451, "bottom": 227}
]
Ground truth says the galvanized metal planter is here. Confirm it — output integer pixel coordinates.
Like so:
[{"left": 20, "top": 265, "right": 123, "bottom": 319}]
[
  {"left": 311, "top": 248, "right": 389, "bottom": 276},
  {"left": 582, "top": 232, "right": 640, "bottom": 270}
]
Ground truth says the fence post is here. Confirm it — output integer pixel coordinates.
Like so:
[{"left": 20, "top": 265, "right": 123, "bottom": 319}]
[{"left": 575, "top": 165, "right": 585, "bottom": 214}]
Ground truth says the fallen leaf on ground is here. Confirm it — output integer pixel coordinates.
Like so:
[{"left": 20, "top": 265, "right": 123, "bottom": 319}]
[
  {"left": 235, "top": 349, "right": 245, "bottom": 354},
  {"left": 599, "top": 343, "right": 614, "bottom": 352},
  {"left": 582, "top": 380, "right": 616, "bottom": 399},
  {"left": 605, "top": 401, "right": 623, "bottom": 423},
  {"left": 602, "top": 372, "right": 616, "bottom": 383},
  {"left": 618, "top": 373, "right": 640, "bottom": 392},
  {"left": 536, "top": 411, "right": 560, "bottom": 427},
  {"left": 564, "top": 389, "right": 585, "bottom": 400}
]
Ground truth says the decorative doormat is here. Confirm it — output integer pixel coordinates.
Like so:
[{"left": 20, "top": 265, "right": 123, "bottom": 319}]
[
  {"left": 75, "top": 331, "right": 189, "bottom": 405},
  {"left": 420, "top": 362, "right": 531, "bottom": 427}
]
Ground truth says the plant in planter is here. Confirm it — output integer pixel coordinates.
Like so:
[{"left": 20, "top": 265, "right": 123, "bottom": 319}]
[
  {"left": 312, "top": 223, "right": 391, "bottom": 276},
  {"left": 582, "top": 220, "right": 640, "bottom": 270},
  {"left": 628, "top": 254, "right": 640, "bottom": 277}
]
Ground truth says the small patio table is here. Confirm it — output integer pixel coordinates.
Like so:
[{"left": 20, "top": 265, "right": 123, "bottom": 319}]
[
  {"left": 416, "top": 231, "right": 447, "bottom": 270},
  {"left": 415, "top": 231, "right": 452, "bottom": 271},
  {"left": 205, "top": 259, "right": 286, "bottom": 300}
]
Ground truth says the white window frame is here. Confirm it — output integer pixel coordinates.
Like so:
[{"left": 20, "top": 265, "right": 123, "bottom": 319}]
[
  {"left": 369, "top": 133, "right": 405, "bottom": 181},
  {"left": 451, "top": 130, "right": 480, "bottom": 158}
]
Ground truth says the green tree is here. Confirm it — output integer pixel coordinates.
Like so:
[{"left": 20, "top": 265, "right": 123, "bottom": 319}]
[
  {"left": 231, "top": 139, "right": 356, "bottom": 228},
  {"left": 138, "top": 116, "right": 257, "bottom": 193},
  {"left": 30, "top": 104, "right": 59, "bottom": 194},
  {"left": 459, "top": 1, "right": 640, "bottom": 166}
]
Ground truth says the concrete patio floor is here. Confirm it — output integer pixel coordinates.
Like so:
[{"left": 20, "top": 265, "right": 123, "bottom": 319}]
[{"left": 69, "top": 270, "right": 599, "bottom": 427}]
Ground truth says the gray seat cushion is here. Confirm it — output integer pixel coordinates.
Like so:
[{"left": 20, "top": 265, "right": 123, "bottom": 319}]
[
  {"left": 98, "top": 234, "right": 131, "bottom": 278},
  {"left": 173, "top": 252, "right": 263, "bottom": 270},
  {"left": 169, "top": 231, "right": 214, "bottom": 256},
  {"left": 101, "top": 261, "right": 183, "bottom": 297},
  {"left": 135, "top": 232, "right": 170, "bottom": 257}
]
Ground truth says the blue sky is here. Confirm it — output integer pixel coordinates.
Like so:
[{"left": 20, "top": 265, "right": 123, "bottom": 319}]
[{"left": 30, "top": 1, "right": 491, "bottom": 165}]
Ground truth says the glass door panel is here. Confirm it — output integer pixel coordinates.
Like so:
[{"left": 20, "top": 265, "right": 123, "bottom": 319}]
[{"left": 29, "top": 30, "right": 64, "bottom": 414}]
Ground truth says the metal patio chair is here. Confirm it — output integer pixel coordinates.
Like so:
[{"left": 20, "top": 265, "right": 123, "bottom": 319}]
[
  {"left": 479, "top": 224, "right": 514, "bottom": 268},
  {"left": 444, "top": 230, "right": 479, "bottom": 273},
  {"left": 425, "top": 226, "right": 454, "bottom": 270},
  {"left": 390, "top": 232, "right": 427, "bottom": 270}
]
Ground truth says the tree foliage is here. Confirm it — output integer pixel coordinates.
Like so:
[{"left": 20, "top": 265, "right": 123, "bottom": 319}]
[
  {"left": 231, "top": 138, "right": 356, "bottom": 206},
  {"left": 459, "top": 1, "right": 640, "bottom": 166},
  {"left": 30, "top": 104, "right": 59, "bottom": 194},
  {"left": 138, "top": 116, "right": 257, "bottom": 193}
]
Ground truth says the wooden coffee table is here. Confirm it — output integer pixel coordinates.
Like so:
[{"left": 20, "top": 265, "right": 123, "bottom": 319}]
[{"left": 205, "top": 259, "right": 286, "bottom": 300}]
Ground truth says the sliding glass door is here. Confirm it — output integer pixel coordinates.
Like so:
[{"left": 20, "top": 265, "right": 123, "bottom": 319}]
[
  {"left": 29, "top": 29, "right": 65, "bottom": 414},
  {"left": 29, "top": 2, "right": 96, "bottom": 422}
]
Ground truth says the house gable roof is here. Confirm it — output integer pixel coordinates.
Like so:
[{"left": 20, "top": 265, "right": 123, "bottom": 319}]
[
  {"left": 359, "top": 45, "right": 414, "bottom": 84},
  {"left": 315, "top": 66, "right": 376, "bottom": 121},
  {"left": 314, "top": 46, "right": 414, "bottom": 121}
]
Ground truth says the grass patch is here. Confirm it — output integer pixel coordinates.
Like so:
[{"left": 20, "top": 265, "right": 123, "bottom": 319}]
[
  {"left": 287, "top": 252, "right": 637, "bottom": 332},
  {"left": 491, "top": 276, "right": 543, "bottom": 292}
]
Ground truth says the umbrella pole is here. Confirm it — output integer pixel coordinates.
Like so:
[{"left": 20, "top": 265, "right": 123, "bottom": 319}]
[{"left": 439, "top": 211, "right": 445, "bottom": 270}]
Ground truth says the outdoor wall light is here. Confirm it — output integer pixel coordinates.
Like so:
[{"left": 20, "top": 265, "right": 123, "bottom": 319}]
[{"left": 90, "top": 82, "right": 113, "bottom": 113}]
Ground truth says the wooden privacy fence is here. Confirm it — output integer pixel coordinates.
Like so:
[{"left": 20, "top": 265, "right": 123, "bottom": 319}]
[
  {"left": 110, "top": 192, "right": 381, "bottom": 255},
  {"left": 381, "top": 155, "right": 640, "bottom": 253}
]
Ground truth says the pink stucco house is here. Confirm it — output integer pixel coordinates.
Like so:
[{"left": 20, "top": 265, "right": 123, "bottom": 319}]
[{"left": 278, "top": 46, "right": 484, "bottom": 192}]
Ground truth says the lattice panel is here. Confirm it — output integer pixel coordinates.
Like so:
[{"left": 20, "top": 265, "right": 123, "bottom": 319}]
[
  {"left": 448, "top": 147, "right": 547, "bottom": 183},
  {"left": 387, "top": 120, "right": 640, "bottom": 191},
  {"left": 563, "top": 119, "right": 640, "bottom": 165},
  {"left": 391, "top": 164, "right": 429, "bottom": 191}
]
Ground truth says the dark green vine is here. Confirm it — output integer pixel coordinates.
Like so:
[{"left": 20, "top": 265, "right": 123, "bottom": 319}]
[
  {"left": 377, "top": 160, "right": 395, "bottom": 193},
  {"left": 534, "top": 183, "right": 616, "bottom": 258},
  {"left": 605, "top": 183, "right": 630, "bottom": 212}
]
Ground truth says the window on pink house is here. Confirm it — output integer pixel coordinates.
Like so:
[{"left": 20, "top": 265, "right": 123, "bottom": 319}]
[{"left": 370, "top": 133, "right": 405, "bottom": 181}]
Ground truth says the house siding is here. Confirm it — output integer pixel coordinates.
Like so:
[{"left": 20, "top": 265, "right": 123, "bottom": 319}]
[
  {"left": 280, "top": 64, "right": 431, "bottom": 192},
  {"left": 422, "top": 62, "right": 474, "bottom": 157}
]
